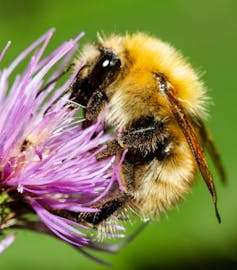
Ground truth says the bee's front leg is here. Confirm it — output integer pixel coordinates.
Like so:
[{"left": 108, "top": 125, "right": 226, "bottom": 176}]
[
  {"left": 85, "top": 90, "right": 108, "bottom": 122},
  {"left": 96, "top": 140, "right": 123, "bottom": 160}
]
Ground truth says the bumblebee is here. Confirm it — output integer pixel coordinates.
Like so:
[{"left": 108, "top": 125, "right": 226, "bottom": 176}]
[{"left": 69, "top": 33, "right": 225, "bottom": 225}]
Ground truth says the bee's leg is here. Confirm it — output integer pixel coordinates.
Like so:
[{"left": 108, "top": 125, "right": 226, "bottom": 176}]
[
  {"left": 78, "top": 90, "right": 108, "bottom": 128},
  {"left": 97, "top": 141, "right": 135, "bottom": 193},
  {"left": 118, "top": 117, "right": 170, "bottom": 161},
  {"left": 79, "top": 193, "right": 129, "bottom": 225},
  {"left": 96, "top": 140, "right": 123, "bottom": 160},
  {"left": 85, "top": 90, "right": 108, "bottom": 121},
  {"left": 119, "top": 122, "right": 163, "bottom": 149},
  {"left": 97, "top": 118, "right": 169, "bottom": 161},
  {"left": 52, "top": 193, "right": 129, "bottom": 226}
]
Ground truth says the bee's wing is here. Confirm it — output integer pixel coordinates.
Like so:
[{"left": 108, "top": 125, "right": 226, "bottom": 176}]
[
  {"left": 197, "top": 119, "right": 226, "bottom": 184},
  {"left": 163, "top": 87, "right": 221, "bottom": 223}
]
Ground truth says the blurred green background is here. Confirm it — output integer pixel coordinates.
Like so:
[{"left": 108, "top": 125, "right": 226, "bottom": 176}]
[{"left": 0, "top": 0, "right": 237, "bottom": 269}]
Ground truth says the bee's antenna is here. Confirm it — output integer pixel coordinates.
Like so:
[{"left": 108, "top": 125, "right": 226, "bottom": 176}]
[{"left": 36, "top": 63, "right": 74, "bottom": 97}]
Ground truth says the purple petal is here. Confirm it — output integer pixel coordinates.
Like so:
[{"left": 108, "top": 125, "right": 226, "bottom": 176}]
[
  {"left": 0, "top": 234, "right": 16, "bottom": 254},
  {"left": 0, "top": 41, "right": 11, "bottom": 62},
  {"left": 32, "top": 201, "right": 89, "bottom": 246},
  {"left": 0, "top": 30, "right": 127, "bottom": 253}
]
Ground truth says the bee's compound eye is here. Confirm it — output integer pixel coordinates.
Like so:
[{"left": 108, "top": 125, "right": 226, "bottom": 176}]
[
  {"left": 102, "top": 59, "right": 110, "bottom": 67},
  {"left": 100, "top": 52, "right": 121, "bottom": 69},
  {"left": 88, "top": 50, "right": 121, "bottom": 88}
]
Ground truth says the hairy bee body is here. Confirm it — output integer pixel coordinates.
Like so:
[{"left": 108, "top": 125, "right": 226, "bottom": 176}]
[{"left": 71, "top": 33, "right": 224, "bottom": 223}]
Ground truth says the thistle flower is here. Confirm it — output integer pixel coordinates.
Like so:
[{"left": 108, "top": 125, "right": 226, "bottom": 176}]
[{"left": 0, "top": 29, "right": 126, "bottom": 258}]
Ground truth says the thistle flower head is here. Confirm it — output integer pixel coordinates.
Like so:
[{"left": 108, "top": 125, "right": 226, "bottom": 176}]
[{"left": 0, "top": 29, "right": 125, "bottom": 257}]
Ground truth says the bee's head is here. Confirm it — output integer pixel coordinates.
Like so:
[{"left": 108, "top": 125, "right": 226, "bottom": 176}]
[
  {"left": 70, "top": 33, "right": 207, "bottom": 124},
  {"left": 70, "top": 43, "right": 121, "bottom": 108}
]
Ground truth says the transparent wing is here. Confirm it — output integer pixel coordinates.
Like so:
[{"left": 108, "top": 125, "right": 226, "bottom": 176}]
[
  {"left": 162, "top": 85, "right": 221, "bottom": 223},
  {"left": 197, "top": 119, "right": 226, "bottom": 184}
]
